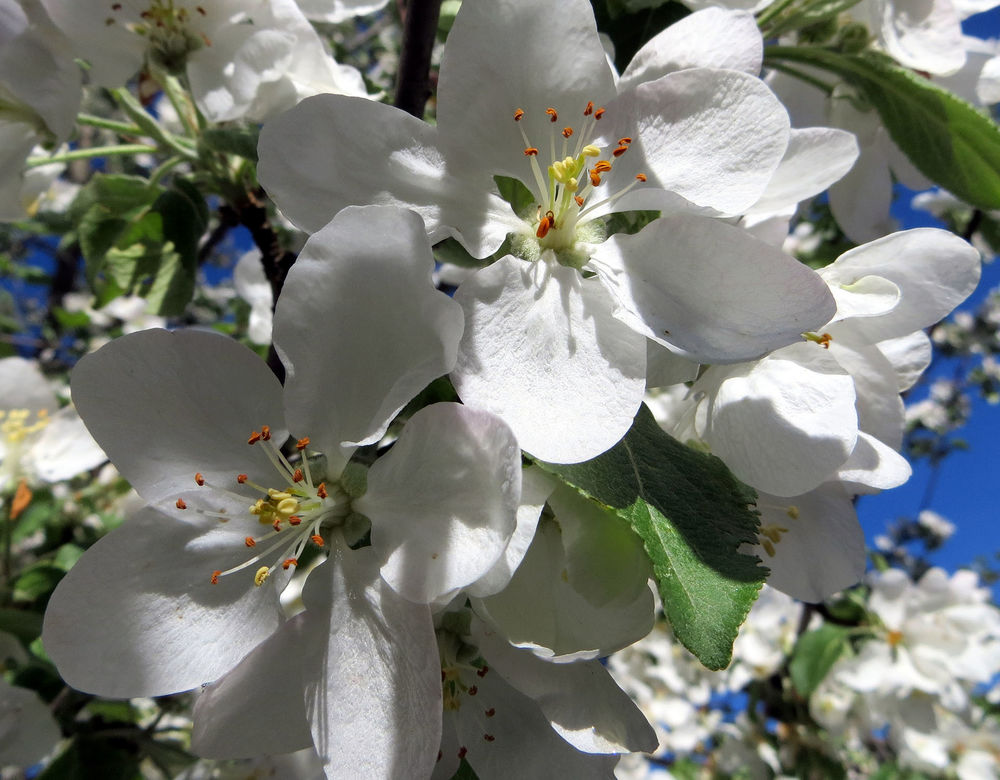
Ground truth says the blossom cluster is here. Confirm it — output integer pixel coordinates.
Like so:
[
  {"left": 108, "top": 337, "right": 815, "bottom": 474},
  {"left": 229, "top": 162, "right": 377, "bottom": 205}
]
[{"left": 0, "top": 0, "right": 997, "bottom": 777}]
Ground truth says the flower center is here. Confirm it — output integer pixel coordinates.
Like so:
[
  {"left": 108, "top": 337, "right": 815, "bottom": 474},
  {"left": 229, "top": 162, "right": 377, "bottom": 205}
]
[
  {"left": 174, "top": 426, "right": 352, "bottom": 587},
  {"left": 0, "top": 408, "right": 50, "bottom": 447},
  {"left": 510, "top": 101, "right": 647, "bottom": 267},
  {"left": 105, "top": 1, "right": 212, "bottom": 71}
]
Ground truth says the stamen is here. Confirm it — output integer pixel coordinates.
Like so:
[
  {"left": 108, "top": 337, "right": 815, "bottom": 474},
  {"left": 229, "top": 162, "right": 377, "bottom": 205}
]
[
  {"left": 282, "top": 558, "right": 298, "bottom": 569},
  {"left": 195, "top": 472, "right": 205, "bottom": 486},
  {"left": 247, "top": 430, "right": 262, "bottom": 445},
  {"left": 524, "top": 147, "right": 539, "bottom": 156},
  {"left": 612, "top": 145, "right": 629, "bottom": 158},
  {"left": 562, "top": 127, "right": 573, "bottom": 138},
  {"left": 260, "top": 425, "right": 271, "bottom": 441},
  {"left": 617, "top": 137, "right": 632, "bottom": 146},
  {"left": 583, "top": 101, "right": 594, "bottom": 116},
  {"left": 594, "top": 107, "right": 606, "bottom": 120},
  {"left": 211, "top": 570, "right": 221, "bottom": 584},
  {"left": 311, "top": 534, "right": 325, "bottom": 547},
  {"left": 317, "top": 483, "right": 328, "bottom": 499},
  {"left": 545, "top": 107, "right": 558, "bottom": 122},
  {"left": 296, "top": 437, "right": 310, "bottom": 451},
  {"left": 237, "top": 474, "right": 248, "bottom": 483},
  {"left": 245, "top": 537, "right": 256, "bottom": 547},
  {"left": 292, "top": 469, "right": 304, "bottom": 483},
  {"left": 176, "top": 498, "right": 187, "bottom": 509},
  {"left": 593, "top": 160, "right": 612, "bottom": 173},
  {"left": 254, "top": 566, "right": 270, "bottom": 586},
  {"left": 635, "top": 173, "right": 647, "bottom": 182},
  {"left": 513, "top": 108, "right": 524, "bottom": 121},
  {"left": 574, "top": 196, "right": 584, "bottom": 206}
]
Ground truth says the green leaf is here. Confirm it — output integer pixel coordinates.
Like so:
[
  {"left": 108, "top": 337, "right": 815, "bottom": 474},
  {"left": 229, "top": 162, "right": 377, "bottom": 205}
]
[
  {"left": 449, "top": 759, "right": 479, "bottom": 780},
  {"left": 790, "top": 623, "right": 851, "bottom": 696},
  {"left": 765, "top": 47, "right": 1000, "bottom": 210},
  {"left": 201, "top": 125, "right": 261, "bottom": 162},
  {"left": 12, "top": 564, "right": 65, "bottom": 606},
  {"left": 40, "top": 737, "right": 143, "bottom": 780},
  {"left": 539, "top": 404, "right": 765, "bottom": 669},
  {"left": 0, "top": 607, "right": 43, "bottom": 643}
]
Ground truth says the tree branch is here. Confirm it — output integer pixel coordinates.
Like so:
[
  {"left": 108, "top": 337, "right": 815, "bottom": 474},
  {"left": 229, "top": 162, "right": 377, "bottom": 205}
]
[{"left": 394, "top": 0, "right": 443, "bottom": 118}]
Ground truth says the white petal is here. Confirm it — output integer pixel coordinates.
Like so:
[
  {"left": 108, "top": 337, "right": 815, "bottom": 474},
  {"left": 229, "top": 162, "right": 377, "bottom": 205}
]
[
  {"left": 42, "top": 507, "right": 285, "bottom": 697},
  {"left": 26, "top": 405, "right": 106, "bottom": 482},
  {"left": 755, "top": 484, "right": 865, "bottom": 602},
  {"left": 274, "top": 206, "right": 464, "bottom": 467},
  {"left": 645, "top": 341, "right": 700, "bottom": 388},
  {"left": 452, "top": 257, "right": 646, "bottom": 464},
  {"left": 452, "top": 654, "right": 619, "bottom": 780},
  {"left": 70, "top": 329, "right": 287, "bottom": 509},
  {"left": 472, "top": 619, "right": 657, "bottom": 754},
  {"left": 827, "top": 275, "right": 901, "bottom": 323},
  {"left": 820, "top": 228, "right": 982, "bottom": 341},
  {"left": 295, "top": 0, "right": 390, "bottom": 22},
  {"left": 467, "top": 466, "right": 558, "bottom": 599},
  {"left": 475, "top": 519, "right": 655, "bottom": 661},
  {"left": 879, "top": 0, "right": 965, "bottom": 76},
  {"left": 749, "top": 127, "right": 859, "bottom": 217},
  {"left": 836, "top": 431, "right": 912, "bottom": 491},
  {"left": 436, "top": 0, "right": 616, "bottom": 184},
  {"left": 618, "top": 9, "right": 762, "bottom": 91},
  {"left": 0, "top": 678, "right": 60, "bottom": 768},
  {"left": 700, "top": 343, "right": 858, "bottom": 497},
  {"left": 590, "top": 215, "right": 836, "bottom": 363},
  {"left": 357, "top": 403, "right": 521, "bottom": 603},
  {"left": 191, "top": 611, "right": 314, "bottom": 758},
  {"left": 303, "top": 547, "right": 442, "bottom": 780},
  {"left": 258, "top": 95, "right": 520, "bottom": 257},
  {"left": 877, "top": 330, "right": 932, "bottom": 392},
  {"left": 828, "top": 328, "right": 905, "bottom": 450},
  {"left": 0, "top": 356, "right": 57, "bottom": 416},
  {"left": 607, "top": 69, "right": 790, "bottom": 215}
]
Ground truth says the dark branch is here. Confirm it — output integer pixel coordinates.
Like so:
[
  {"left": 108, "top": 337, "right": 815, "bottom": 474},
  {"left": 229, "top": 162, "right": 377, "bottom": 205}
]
[{"left": 394, "top": 0, "right": 442, "bottom": 118}]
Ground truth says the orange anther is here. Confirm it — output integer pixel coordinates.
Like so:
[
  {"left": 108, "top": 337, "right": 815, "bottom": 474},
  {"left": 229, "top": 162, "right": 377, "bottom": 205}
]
[
  {"left": 247, "top": 431, "right": 262, "bottom": 445},
  {"left": 485, "top": 707, "right": 496, "bottom": 717},
  {"left": 477, "top": 665, "right": 489, "bottom": 677},
  {"left": 237, "top": 473, "right": 248, "bottom": 483},
  {"left": 562, "top": 127, "right": 573, "bottom": 138},
  {"left": 513, "top": 108, "right": 525, "bottom": 121},
  {"left": 618, "top": 137, "right": 632, "bottom": 146},
  {"left": 288, "top": 515, "right": 302, "bottom": 526},
  {"left": 536, "top": 213, "right": 554, "bottom": 238},
  {"left": 175, "top": 498, "right": 187, "bottom": 510},
  {"left": 613, "top": 146, "right": 628, "bottom": 157},
  {"left": 282, "top": 558, "right": 298, "bottom": 570},
  {"left": 484, "top": 734, "right": 495, "bottom": 742},
  {"left": 635, "top": 173, "right": 647, "bottom": 182},
  {"left": 589, "top": 171, "right": 602, "bottom": 187},
  {"left": 211, "top": 571, "right": 221, "bottom": 584},
  {"left": 317, "top": 482, "right": 328, "bottom": 498},
  {"left": 10, "top": 480, "right": 31, "bottom": 521},
  {"left": 296, "top": 437, "right": 310, "bottom": 451},
  {"left": 818, "top": 333, "right": 832, "bottom": 349},
  {"left": 594, "top": 107, "right": 606, "bottom": 120},
  {"left": 112, "top": 2, "right": 122, "bottom": 8},
  {"left": 260, "top": 425, "right": 271, "bottom": 441},
  {"left": 292, "top": 468, "right": 304, "bottom": 483},
  {"left": 195, "top": 472, "right": 205, "bottom": 486},
  {"left": 311, "top": 534, "right": 325, "bottom": 547},
  {"left": 272, "top": 519, "right": 282, "bottom": 532},
  {"left": 196, "top": 5, "right": 206, "bottom": 14},
  {"left": 468, "top": 686, "right": 478, "bottom": 696},
  {"left": 545, "top": 107, "right": 558, "bottom": 122},
  {"left": 574, "top": 196, "right": 584, "bottom": 207},
  {"left": 523, "top": 147, "right": 539, "bottom": 156},
  {"left": 244, "top": 536, "right": 256, "bottom": 547},
  {"left": 593, "top": 160, "right": 612, "bottom": 173},
  {"left": 458, "top": 747, "right": 468, "bottom": 759},
  {"left": 583, "top": 101, "right": 594, "bottom": 116}
]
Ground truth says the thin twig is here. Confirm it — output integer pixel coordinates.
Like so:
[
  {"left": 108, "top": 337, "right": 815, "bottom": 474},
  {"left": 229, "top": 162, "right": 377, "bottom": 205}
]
[{"left": 393, "top": 0, "right": 443, "bottom": 118}]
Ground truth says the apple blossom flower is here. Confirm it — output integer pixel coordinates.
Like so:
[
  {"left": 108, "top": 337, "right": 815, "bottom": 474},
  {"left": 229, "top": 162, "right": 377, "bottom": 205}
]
[
  {"left": 0, "top": 357, "right": 106, "bottom": 498},
  {"left": 0, "top": 676, "right": 62, "bottom": 771},
  {"left": 258, "top": 0, "right": 836, "bottom": 463},
  {"left": 41, "top": 206, "right": 524, "bottom": 776},
  {"left": 39, "top": 0, "right": 371, "bottom": 122},
  {"left": 0, "top": 0, "right": 81, "bottom": 221}
]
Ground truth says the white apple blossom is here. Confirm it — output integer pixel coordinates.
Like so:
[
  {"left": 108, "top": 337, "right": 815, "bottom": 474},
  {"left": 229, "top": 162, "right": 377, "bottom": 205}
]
[
  {"left": 41, "top": 206, "right": 524, "bottom": 776},
  {"left": 0, "top": 357, "right": 106, "bottom": 496},
  {"left": 650, "top": 228, "right": 979, "bottom": 600},
  {"left": 0, "top": 676, "right": 62, "bottom": 771},
  {"left": 39, "top": 0, "right": 370, "bottom": 122},
  {"left": 0, "top": 0, "right": 81, "bottom": 221},
  {"left": 258, "top": 0, "right": 836, "bottom": 464}
]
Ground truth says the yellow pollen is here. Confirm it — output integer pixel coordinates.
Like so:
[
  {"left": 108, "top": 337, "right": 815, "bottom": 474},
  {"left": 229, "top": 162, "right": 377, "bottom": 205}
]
[
  {"left": 582, "top": 145, "right": 600, "bottom": 158},
  {"left": 786, "top": 505, "right": 800, "bottom": 520},
  {"left": 254, "top": 566, "right": 270, "bottom": 586},
  {"left": 1, "top": 407, "right": 52, "bottom": 444}
]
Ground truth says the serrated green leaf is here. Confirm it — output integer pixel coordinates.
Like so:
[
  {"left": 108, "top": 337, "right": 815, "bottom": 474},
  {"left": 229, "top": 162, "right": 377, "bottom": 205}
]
[
  {"left": 766, "top": 47, "right": 1000, "bottom": 209},
  {"left": 539, "top": 404, "right": 765, "bottom": 670},
  {"left": 790, "top": 623, "right": 850, "bottom": 696}
]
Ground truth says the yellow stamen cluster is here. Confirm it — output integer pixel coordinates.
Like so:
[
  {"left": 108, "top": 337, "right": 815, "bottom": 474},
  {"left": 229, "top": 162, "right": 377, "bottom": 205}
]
[
  {"left": 0, "top": 408, "right": 50, "bottom": 445},
  {"left": 176, "top": 424, "right": 350, "bottom": 588},
  {"left": 759, "top": 523, "right": 790, "bottom": 558},
  {"left": 105, "top": 1, "right": 211, "bottom": 70},
  {"left": 512, "top": 101, "right": 647, "bottom": 255}
]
